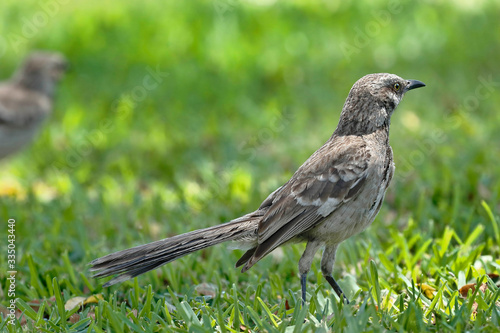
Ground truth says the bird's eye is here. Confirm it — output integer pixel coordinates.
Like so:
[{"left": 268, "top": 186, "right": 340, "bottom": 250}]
[{"left": 393, "top": 83, "right": 401, "bottom": 91}]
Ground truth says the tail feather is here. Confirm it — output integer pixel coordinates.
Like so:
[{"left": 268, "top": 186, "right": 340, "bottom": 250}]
[{"left": 90, "top": 217, "right": 258, "bottom": 286}]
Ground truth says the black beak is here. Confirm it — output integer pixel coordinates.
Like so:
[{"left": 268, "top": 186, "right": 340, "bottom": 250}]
[{"left": 406, "top": 79, "right": 426, "bottom": 91}]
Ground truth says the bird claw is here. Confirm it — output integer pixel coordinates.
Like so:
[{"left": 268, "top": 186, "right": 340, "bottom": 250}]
[{"left": 324, "top": 275, "right": 349, "bottom": 304}]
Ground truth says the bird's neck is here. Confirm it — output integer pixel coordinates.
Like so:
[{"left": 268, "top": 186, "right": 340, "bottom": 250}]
[
  {"left": 12, "top": 72, "right": 55, "bottom": 97},
  {"left": 333, "top": 105, "right": 391, "bottom": 138}
]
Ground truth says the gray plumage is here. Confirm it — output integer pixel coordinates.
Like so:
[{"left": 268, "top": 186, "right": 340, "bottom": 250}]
[
  {"left": 0, "top": 51, "right": 67, "bottom": 159},
  {"left": 90, "top": 73, "right": 425, "bottom": 302}
]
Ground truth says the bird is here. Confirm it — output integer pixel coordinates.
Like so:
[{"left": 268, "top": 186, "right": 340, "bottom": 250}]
[
  {"left": 90, "top": 73, "right": 425, "bottom": 304},
  {"left": 0, "top": 51, "right": 68, "bottom": 160}
]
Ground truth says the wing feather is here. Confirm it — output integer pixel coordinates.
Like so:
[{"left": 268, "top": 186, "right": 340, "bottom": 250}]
[{"left": 240, "top": 136, "right": 371, "bottom": 271}]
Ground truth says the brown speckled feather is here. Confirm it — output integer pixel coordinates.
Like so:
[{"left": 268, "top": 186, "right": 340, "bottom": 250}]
[{"left": 239, "top": 137, "right": 370, "bottom": 270}]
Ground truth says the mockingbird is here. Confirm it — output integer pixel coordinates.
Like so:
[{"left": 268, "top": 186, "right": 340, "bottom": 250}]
[
  {"left": 0, "top": 51, "right": 67, "bottom": 160},
  {"left": 90, "top": 73, "right": 425, "bottom": 303}
]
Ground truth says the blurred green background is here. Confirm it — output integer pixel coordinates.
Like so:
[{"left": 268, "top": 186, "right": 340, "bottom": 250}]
[{"left": 0, "top": 0, "right": 499, "bottom": 329}]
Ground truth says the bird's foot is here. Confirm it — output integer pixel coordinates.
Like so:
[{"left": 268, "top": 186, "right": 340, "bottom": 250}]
[{"left": 324, "top": 275, "right": 349, "bottom": 304}]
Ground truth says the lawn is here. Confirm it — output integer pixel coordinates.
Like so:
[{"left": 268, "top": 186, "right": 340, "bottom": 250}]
[{"left": 1, "top": 0, "right": 499, "bottom": 332}]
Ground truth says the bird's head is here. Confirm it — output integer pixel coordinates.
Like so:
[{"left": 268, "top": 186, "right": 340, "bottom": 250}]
[
  {"left": 14, "top": 51, "right": 68, "bottom": 96},
  {"left": 336, "top": 73, "right": 425, "bottom": 136}
]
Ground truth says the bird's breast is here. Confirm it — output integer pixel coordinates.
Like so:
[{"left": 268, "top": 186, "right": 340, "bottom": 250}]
[{"left": 307, "top": 142, "right": 393, "bottom": 245}]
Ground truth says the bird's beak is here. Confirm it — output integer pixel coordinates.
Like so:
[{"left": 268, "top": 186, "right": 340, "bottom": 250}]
[{"left": 406, "top": 80, "right": 426, "bottom": 91}]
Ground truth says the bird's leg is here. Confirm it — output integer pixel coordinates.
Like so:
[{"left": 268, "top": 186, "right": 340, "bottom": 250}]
[
  {"left": 321, "top": 244, "right": 349, "bottom": 304},
  {"left": 300, "top": 273, "right": 307, "bottom": 305},
  {"left": 298, "top": 241, "right": 322, "bottom": 304}
]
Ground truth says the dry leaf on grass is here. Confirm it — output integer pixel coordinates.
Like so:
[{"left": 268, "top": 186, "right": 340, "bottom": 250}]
[
  {"left": 83, "top": 294, "right": 104, "bottom": 305},
  {"left": 459, "top": 283, "right": 489, "bottom": 298},
  {"left": 64, "top": 297, "right": 86, "bottom": 311},
  {"left": 195, "top": 282, "right": 218, "bottom": 298},
  {"left": 65, "top": 294, "right": 103, "bottom": 311},
  {"left": 487, "top": 273, "right": 499, "bottom": 281},
  {"left": 459, "top": 283, "right": 477, "bottom": 298},
  {"left": 418, "top": 283, "right": 436, "bottom": 299}
]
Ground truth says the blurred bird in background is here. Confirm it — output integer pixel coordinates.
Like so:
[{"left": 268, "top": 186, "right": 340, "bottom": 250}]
[{"left": 0, "top": 51, "right": 68, "bottom": 160}]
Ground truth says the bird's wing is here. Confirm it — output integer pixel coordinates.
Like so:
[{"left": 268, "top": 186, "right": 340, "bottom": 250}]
[
  {"left": 0, "top": 84, "right": 51, "bottom": 127},
  {"left": 249, "top": 136, "right": 370, "bottom": 263}
]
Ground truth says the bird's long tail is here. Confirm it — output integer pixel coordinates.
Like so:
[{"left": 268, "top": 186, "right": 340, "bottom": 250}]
[{"left": 90, "top": 216, "right": 259, "bottom": 286}]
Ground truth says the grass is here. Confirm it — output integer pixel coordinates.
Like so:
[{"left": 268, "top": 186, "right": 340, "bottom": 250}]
[{"left": 0, "top": 0, "right": 499, "bottom": 331}]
